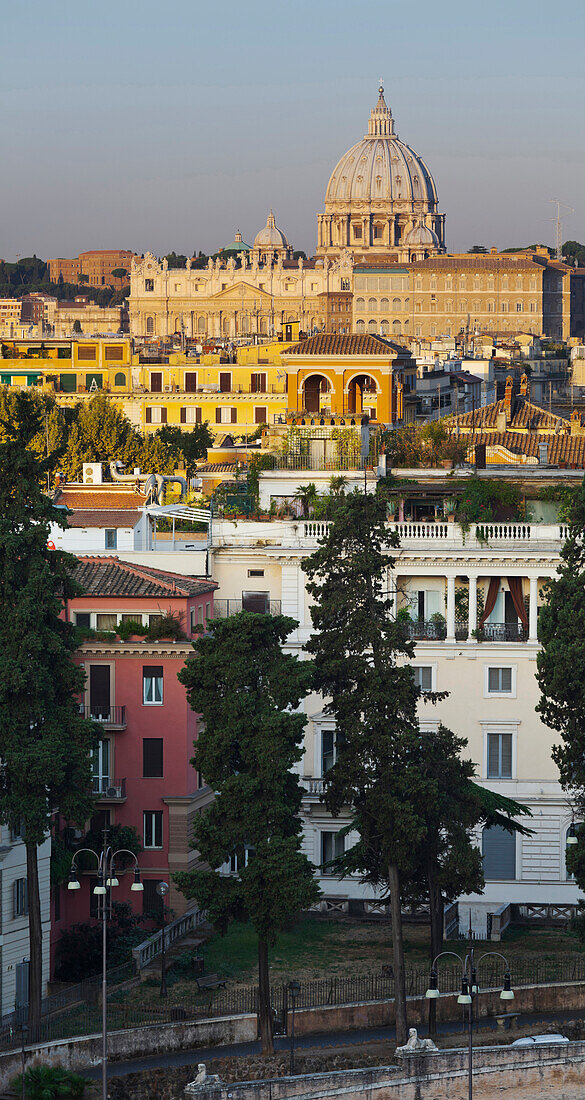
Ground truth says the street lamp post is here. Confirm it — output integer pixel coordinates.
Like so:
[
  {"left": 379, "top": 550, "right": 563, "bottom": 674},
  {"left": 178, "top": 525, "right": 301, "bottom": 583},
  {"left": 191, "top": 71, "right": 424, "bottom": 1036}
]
[
  {"left": 288, "top": 980, "right": 301, "bottom": 1075},
  {"left": 426, "top": 949, "right": 514, "bottom": 1100},
  {"left": 67, "top": 829, "right": 143, "bottom": 1100},
  {"left": 156, "top": 881, "right": 170, "bottom": 998}
]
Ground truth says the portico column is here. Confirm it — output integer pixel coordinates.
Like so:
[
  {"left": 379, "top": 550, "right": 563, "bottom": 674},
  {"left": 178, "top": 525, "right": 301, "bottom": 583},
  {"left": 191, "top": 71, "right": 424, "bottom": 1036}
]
[
  {"left": 467, "top": 574, "right": 478, "bottom": 642},
  {"left": 446, "top": 574, "right": 456, "bottom": 643},
  {"left": 529, "top": 575, "right": 539, "bottom": 642}
]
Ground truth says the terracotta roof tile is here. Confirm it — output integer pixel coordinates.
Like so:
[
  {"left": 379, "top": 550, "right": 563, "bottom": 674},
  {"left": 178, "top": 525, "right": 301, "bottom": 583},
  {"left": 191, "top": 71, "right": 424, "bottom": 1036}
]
[
  {"left": 285, "top": 333, "right": 408, "bottom": 356},
  {"left": 55, "top": 488, "right": 146, "bottom": 509},
  {"left": 453, "top": 397, "right": 568, "bottom": 433},
  {"left": 461, "top": 430, "right": 585, "bottom": 467},
  {"left": 73, "top": 557, "right": 217, "bottom": 598},
  {"left": 67, "top": 510, "right": 141, "bottom": 528}
]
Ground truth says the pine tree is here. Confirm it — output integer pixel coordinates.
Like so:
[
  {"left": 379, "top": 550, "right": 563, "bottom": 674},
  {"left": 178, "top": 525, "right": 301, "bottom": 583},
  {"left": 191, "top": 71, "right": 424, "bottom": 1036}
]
[
  {"left": 0, "top": 394, "right": 96, "bottom": 1033},
  {"left": 175, "top": 613, "right": 319, "bottom": 1054},
  {"left": 302, "top": 491, "right": 530, "bottom": 1043}
]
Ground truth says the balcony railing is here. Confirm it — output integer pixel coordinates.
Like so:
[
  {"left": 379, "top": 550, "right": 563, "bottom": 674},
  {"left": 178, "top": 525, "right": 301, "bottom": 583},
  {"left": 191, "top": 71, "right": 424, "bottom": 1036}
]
[
  {"left": 81, "top": 705, "right": 127, "bottom": 729},
  {"left": 92, "top": 777, "right": 126, "bottom": 800},
  {"left": 212, "top": 599, "right": 282, "bottom": 618},
  {"left": 476, "top": 623, "right": 528, "bottom": 642},
  {"left": 300, "top": 777, "right": 326, "bottom": 796},
  {"left": 406, "top": 620, "right": 447, "bottom": 641}
]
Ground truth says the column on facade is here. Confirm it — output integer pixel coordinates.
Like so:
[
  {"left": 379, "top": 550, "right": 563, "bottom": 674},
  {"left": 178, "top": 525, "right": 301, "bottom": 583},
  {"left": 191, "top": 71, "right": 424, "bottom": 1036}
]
[
  {"left": 362, "top": 216, "right": 368, "bottom": 247},
  {"left": 467, "top": 573, "right": 478, "bottom": 642},
  {"left": 529, "top": 574, "right": 539, "bottom": 643},
  {"left": 446, "top": 573, "right": 456, "bottom": 643},
  {"left": 281, "top": 563, "right": 300, "bottom": 623},
  {"left": 327, "top": 216, "right": 333, "bottom": 248}
]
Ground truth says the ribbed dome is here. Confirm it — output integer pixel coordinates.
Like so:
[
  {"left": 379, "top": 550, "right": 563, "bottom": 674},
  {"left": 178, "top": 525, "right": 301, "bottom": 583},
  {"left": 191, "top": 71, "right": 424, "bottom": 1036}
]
[
  {"left": 325, "top": 87, "right": 438, "bottom": 208},
  {"left": 403, "top": 221, "right": 440, "bottom": 247},
  {"left": 253, "top": 211, "right": 290, "bottom": 250}
]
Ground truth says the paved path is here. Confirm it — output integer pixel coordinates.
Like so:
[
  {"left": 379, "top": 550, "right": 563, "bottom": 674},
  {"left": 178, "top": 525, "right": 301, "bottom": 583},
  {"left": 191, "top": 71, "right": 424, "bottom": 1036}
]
[{"left": 83, "top": 1008, "right": 580, "bottom": 1080}]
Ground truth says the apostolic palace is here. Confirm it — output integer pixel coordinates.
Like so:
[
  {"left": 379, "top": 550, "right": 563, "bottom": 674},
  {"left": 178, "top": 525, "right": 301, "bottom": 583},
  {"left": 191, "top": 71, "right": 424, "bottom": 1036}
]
[{"left": 129, "top": 86, "right": 575, "bottom": 344}]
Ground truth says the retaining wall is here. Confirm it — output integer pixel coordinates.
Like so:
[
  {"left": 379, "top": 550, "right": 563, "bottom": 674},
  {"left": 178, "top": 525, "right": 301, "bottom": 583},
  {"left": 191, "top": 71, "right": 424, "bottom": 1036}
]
[{"left": 184, "top": 1042, "right": 585, "bottom": 1100}]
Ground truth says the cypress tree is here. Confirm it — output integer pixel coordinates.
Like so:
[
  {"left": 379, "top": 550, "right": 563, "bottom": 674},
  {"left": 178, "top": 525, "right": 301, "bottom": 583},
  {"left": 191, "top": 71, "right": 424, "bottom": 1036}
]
[
  {"left": 175, "top": 612, "right": 319, "bottom": 1054},
  {"left": 0, "top": 394, "right": 96, "bottom": 1033}
]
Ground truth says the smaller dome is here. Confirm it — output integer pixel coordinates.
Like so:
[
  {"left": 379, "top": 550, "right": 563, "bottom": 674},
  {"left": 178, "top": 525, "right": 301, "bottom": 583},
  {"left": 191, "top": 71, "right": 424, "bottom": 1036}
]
[
  {"left": 254, "top": 210, "right": 289, "bottom": 250},
  {"left": 403, "top": 221, "right": 439, "bottom": 248},
  {"left": 222, "top": 230, "right": 251, "bottom": 254}
]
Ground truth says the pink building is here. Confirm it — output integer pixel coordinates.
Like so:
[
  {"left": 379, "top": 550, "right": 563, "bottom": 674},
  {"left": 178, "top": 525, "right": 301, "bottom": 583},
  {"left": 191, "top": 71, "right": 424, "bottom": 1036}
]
[{"left": 51, "top": 557, "right": 217, "bottom": 970}]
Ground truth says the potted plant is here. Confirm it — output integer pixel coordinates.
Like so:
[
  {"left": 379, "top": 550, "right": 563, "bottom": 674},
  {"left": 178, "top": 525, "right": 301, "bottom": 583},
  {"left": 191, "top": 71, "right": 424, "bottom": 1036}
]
[
  {"left": 148, "top": 611, "right": 187, "bottom": 642},
  {"left": 118, "top": 619, "right": 148, "bottom": 642}
]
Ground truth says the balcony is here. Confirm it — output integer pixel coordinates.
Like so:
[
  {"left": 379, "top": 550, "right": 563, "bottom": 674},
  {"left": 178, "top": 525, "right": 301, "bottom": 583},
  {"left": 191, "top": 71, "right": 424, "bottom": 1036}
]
[
  {"left": 81, "top": 705, "right": 127, "bottom": 730},
  {"left": 212, "top": 599, "right": 282, "bottom": 618},
  {"left": 92, "top": 777, "right": 126, "bottom": 801},
  {"left": 300, "top": 777, "right": 325, "bottom": 796},
  {"left": 405, "top": 620, "right": 447, "bottom": 642},
  {"left": 476, "top": 623, "right": 528, "bottom": 642}
]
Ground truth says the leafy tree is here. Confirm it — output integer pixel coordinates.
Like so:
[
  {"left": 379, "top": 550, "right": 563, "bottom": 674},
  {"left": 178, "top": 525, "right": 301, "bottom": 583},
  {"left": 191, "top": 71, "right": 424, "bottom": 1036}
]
[
  {"left": 77, "top": 274, "right": 89, "bottom": 286},
  {"left": 110, "top": 267, "right": 128, "bottom": 282},
  {"left": 54, "top": 902, "right": 145, "bottom": 981},
  {"left": 156, "top": 422, "right": 213, "bottom": 477},
  {"left": 294, "top": 482, "right": 318, "bottom": 518},
  {"left": 175, "top": 613, "right": 319, "bottom": 1053},
  {"left": 537, "top": 477, "right": 585, "bottom": 853},
  {"left": 0, "top": 395, "right": 96, "bottom": 1032},
  {"left": 61, "top": 393, "right": 142, "bottom": 479},
  {"left": 467, "top": 245, "right": 488, "bottom": 253},
  {"left": 562, "top": 240, "right": 585, "bottom": 267}
]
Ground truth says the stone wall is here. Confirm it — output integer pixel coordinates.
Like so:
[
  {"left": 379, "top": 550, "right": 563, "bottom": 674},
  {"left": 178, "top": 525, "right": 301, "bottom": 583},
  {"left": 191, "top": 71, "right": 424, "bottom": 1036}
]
[{"left": 184, "top": 1042, "right": 585, "bottom": 1100}]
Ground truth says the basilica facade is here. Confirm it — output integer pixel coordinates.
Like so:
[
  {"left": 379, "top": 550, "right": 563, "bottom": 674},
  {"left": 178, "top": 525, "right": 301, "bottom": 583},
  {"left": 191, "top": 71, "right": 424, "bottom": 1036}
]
[{"left": 128, "top": 87, "right": 575, "bottom": 342}]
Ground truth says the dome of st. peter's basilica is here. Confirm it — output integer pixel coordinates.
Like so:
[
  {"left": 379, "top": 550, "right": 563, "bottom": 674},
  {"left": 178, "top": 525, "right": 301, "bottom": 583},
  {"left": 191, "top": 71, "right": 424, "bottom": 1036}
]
[{"left": 316, "top": 86, "right": 445, "bottom": 262}]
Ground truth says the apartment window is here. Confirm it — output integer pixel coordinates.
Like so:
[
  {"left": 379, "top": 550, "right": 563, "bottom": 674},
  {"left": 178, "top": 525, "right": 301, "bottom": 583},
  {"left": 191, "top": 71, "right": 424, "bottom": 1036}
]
[
  {"left": 96, "top": 613, "right": 117, "bottom": 631},
  {"left": 251, "top": 373, "right": 267, "bottom": 393},
  {"left": 105, "top": 346, "right": 124, "bottom": 361},
  {"left": 486, "top": 666, "right": 514, "bottom": 696},
  {"left": 145, "top": 279, "right": 154, "bottom": 292},
  {"left": 143, "top": 879, "right": 164, "bottom": 918},
  {"left": 75, "top": 612, "right": 91, "bottom": 628},
  {"left": 180, "top": 406, "right": 202, "bottom": 424},
  {"left": 487, "top": 731, "right": 512, "bottom": 778},
  {"left": 482, "top": 826, "right": 515, "bottom": 881},
  {"left": 13, "top": 878, "right": 28, "bottom": 918},
  {"left": 321, "top": 730, "right": 337, "bottom": 774},
  {"left": 143, "top": 738, "right": 163, "bottom": 778},
  {"left": 143, "top": 811, "right": 163, "bottom": 849},
  {"left": 501, "top": 301, "right": 509, "bottom": 313},
  {"left": 321, "top": 831, "right": 344, "bottom": 866},
  {"left": 105, "top": 529, "right": 117, "bottom": 550},
  {"left": 77, "top": 346, "right": 97, "bottom": 361},
  {"left": 145, "top": 407, "right": 167, "bottom": 424},
  {"left": 143, "top": 666, "right": 163, "bottom": 705},
  {"left": 216, "top": 407, "right": 237, "bottom": 424},
  {"left": 254, "top": 407, "right": 267, "bottom": 424},
  {"left": 413, "top": 666, "right": 433, "bottom": 693},
  {"left": 242, "top": 591, "right": 270, "bottom": 613}
]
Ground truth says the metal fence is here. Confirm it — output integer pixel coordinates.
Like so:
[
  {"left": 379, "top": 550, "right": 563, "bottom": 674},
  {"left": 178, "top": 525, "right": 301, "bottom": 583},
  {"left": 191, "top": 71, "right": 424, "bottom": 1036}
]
[{"left": 3, "top": 956, "right": 585, "bottom": 1053}]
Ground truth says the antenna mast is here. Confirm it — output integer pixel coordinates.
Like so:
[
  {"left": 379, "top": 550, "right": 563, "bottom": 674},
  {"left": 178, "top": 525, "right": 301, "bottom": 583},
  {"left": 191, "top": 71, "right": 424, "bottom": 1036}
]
[{"left": 550, "top": 199, "right": 574, "bottom": 261}]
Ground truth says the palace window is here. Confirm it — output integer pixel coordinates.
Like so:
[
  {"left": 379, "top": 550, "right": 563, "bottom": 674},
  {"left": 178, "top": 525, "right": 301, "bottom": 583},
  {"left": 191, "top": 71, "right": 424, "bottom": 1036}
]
[
  {"left": 516, "top": 301, "right": 523, "bottom": 312},
  {"left": 482, "top": 826, "right": 515, "bottom": 880},
  {"left": 368, "top": 297, "right": 377, "bottom": 311},
  {"left": 487, "top": 730, "right": 513, "bottom": 779},
  {"left": 145, "top": 279, "right": 154, "bottom": 292}
]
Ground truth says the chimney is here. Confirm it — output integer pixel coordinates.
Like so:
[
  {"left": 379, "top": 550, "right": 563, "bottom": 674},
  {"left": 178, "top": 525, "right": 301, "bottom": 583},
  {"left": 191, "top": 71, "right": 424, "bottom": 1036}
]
[
  {"left": 520, "top": 373, "right": 529, "bottom": 398},
  {"left": 571, "top": 410, "right": 583, "bottom": 437},
  {"left": 497, "top": 375, "right": 513, "bottom": 430}
]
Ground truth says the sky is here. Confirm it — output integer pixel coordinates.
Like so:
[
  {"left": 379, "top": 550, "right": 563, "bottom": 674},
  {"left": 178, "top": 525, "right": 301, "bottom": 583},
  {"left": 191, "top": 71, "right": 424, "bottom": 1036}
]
[{"left": 2, "top": 0, "right": 585, "bottom": 262}]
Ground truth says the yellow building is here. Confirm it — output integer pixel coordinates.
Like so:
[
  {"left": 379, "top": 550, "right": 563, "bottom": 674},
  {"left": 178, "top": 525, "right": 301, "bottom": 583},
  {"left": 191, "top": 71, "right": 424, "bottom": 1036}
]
[{"left": 281, "top": 332, "right": 416, "bottom": 423}]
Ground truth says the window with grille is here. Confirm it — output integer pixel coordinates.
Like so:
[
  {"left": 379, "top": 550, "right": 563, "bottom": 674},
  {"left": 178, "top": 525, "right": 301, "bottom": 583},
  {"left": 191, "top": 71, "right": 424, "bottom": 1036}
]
[
  {"left": 143, "top": 738, "right": 163, "bottom": 778},
  {"left": 487, "top": 732, "right": 512, "bottom": 778},
  {"left": 487, "top": 667, "right": 513, "bottom": 694},
  {"left": 143, "top": 811, "right": 163, "bottom": 849},
  {"left": 321, "top": 832, "right": 344, "bottom": 866},
  {"left": 143, "top": 666, "right": 163, "bottom": 705},
  {"left": 105, "top": 529, "right": 117, "bottom": 550}
]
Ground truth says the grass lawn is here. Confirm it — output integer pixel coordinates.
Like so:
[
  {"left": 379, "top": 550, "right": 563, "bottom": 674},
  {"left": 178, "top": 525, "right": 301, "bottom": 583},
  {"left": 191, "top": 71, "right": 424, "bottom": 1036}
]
[{"left": 119, "top": 917, "right": 585, "bottom": 1008}]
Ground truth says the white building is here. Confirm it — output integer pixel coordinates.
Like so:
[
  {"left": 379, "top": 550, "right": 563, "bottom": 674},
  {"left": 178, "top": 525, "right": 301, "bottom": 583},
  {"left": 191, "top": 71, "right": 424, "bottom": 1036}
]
[
  {"left": 0, "top": 830, "right": 51, "bottom": 1018},
  {"left": 207, "top": 502, "right": 583, "bottom": 933}
]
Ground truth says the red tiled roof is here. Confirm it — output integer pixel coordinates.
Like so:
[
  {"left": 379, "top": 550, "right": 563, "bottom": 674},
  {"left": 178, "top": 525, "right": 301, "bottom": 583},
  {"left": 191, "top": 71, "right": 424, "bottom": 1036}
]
[
  {"left": 67, "top": 509, "right": 142, "bottom": 528},
  {"left": 285, "top": 334, "right": 408, "bottom": 356},
  {"left": 55, "top": 488, "right": 147, "bottom": 509},
  {"left": 73, "top": 557, "right": 217, "bottom": 597},
  {"left": 462, "top": 430, "right": 585, "bottom": 467},
  {"left": 453, "top": 398, "right": 569, "bottom": 432}
]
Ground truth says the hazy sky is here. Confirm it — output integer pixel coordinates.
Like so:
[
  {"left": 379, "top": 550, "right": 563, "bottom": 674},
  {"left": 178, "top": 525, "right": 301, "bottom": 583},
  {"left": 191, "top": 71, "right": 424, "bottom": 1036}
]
[{"left": 2, "top": 0, "right": 585, "bottom": 262}]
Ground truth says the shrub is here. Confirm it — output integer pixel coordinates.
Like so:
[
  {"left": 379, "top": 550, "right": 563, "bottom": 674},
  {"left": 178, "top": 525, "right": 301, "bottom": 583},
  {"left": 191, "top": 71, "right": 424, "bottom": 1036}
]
[{"left": 11, "top": 1064, "right": 88, "bottom": 1098}]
